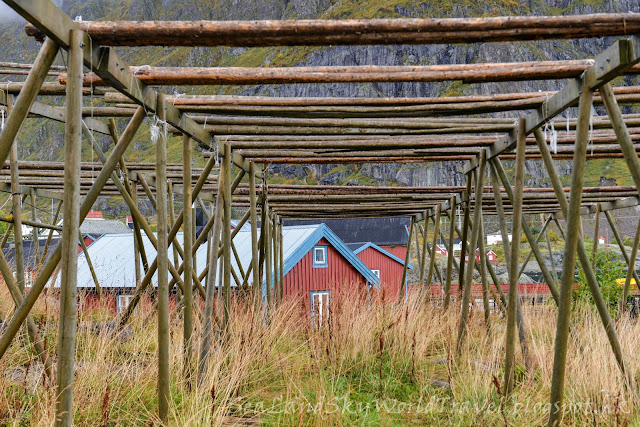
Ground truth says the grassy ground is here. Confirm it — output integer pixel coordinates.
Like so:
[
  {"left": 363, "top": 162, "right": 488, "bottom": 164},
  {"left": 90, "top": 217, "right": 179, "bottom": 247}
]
[{"left": 0, "top": 288, "right": 638, "bottom": 426}]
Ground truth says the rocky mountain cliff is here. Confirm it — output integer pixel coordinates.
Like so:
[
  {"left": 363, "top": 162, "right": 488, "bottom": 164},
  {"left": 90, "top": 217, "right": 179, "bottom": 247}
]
[{"left": 0, "top": 0, "right": 638, "bottom": 191}]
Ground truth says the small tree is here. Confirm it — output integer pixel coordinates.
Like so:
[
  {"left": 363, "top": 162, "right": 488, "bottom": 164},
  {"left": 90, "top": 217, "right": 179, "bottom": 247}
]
[{"left": 574, "top": 250, "right": 625, "bottom": 316}]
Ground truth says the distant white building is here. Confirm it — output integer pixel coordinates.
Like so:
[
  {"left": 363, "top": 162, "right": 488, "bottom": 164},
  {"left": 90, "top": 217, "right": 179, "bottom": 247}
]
[{"left": 487, "top": 233, "right": 512, "bottom": 246}]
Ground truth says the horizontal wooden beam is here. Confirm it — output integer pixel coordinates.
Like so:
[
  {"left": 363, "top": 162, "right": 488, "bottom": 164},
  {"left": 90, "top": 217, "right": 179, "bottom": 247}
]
[
  {"left": 60, "top": 60, "right": 617, "bottom": 86},
  {"left": 24, "top": 14, "right": 640, "bottom": 47}
]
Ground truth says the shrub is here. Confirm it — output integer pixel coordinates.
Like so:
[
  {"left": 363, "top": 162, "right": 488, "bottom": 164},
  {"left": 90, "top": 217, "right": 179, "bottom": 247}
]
[{"left": 574, "top": 250, "right": 625, "bottom": 316}]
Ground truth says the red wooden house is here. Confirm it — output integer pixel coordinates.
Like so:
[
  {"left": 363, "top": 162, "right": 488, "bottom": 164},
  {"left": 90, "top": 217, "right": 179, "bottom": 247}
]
[
  {"left": 349, "top": 242, "right": 411, "bottom": 300},
  {"left": 269, "top": 224, "right": 380, "bottom": 301}
]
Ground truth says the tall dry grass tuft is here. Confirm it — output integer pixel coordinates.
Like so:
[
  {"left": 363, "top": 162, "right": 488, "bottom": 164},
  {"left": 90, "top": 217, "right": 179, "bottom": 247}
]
[{"left": 0, "top": 285, "right": 639, "bottom": 425}]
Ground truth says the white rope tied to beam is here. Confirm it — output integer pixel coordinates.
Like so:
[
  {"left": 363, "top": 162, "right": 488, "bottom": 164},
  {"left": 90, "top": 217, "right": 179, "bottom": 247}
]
[
  {"left": 549, "top": 120, "right": 558, "bottom": 155},
  {"left": 150, "top": 115, "right": 168, "bottom": 145}
]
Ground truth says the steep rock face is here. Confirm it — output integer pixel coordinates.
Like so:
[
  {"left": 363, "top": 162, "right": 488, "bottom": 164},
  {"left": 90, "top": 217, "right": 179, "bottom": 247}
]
[{"left": 0, "top": 0, "right": 638, "bottom": 191}]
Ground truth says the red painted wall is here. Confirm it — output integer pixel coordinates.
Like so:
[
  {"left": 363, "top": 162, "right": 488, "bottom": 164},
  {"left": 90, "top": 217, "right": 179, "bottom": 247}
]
[
  {"left": 379, "top": 244, "right": 407, "bottom": 260},
  {"left": 283, "top": 238, "right": 367, "bottom": 300},
  {"left": 355, "top": 246, "right": 404, "bottom": 300}
]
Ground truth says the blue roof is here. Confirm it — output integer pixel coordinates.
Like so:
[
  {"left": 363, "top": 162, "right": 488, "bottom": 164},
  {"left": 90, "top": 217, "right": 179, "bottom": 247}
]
[
  {"left": 351, "top": 242, "right": 413, "bottom": 269},
  {"left": 272, "top": 224, "right": 381, "bottom": 296}
]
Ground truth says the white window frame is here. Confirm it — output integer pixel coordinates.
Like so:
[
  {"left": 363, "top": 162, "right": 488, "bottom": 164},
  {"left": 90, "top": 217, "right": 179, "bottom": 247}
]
[
  {"left": 313, "top": 245, "right": 328, "bottom": 268},
  {"left": 371, "top": 269, "right": 381, "bottom": 279},
  {"left": 310, "top": 290, "right": 330, "bottom": 326}
]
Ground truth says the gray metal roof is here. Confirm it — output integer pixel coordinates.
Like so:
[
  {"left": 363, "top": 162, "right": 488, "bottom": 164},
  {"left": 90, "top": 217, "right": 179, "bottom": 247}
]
[
  {"left": 52, "top": 225, "right": 322, "bottom": 289},
  {"left": 79, "top": 219, "right": 132, "bottom": 236}
]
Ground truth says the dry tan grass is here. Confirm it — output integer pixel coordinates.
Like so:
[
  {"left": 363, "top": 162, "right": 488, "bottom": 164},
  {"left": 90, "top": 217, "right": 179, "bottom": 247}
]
[{"left": 0, "top": 286, "right": 638, "bottom": 425}]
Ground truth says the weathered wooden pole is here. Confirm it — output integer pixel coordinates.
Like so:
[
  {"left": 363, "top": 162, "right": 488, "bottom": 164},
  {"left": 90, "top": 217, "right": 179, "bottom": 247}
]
[
  {"left": 418, "top": 218, "right": 429, "bottom": 290},
  {"left": 592, "top": 204, "right": 601, "bottom": 269},
  {"left": 8, "top": 105, "right": 25, "bottom": 295},
  {"left": 222, "top": 142, "right": 232, "bottom": 334},
  {"left": 458, "top": 175, "right": 473, "bottom": 293},
  {"left": 272, "top": 213, "right": 280, "bottom": 303},
  {"left": 456, "top": 150, "right": 485, "bottom": 354},
  {"left": 477, "top": 216, "right": 491, "bottom": 334},
  {"left": 504, "top": 119, "right": 526, "bottom": 396},
  {"left": 182, "top": 134, "right": 194, "bottom": 387},
  {"left": 55, "top": 29, "right": 82, "bottom": 427},
  {"left": 198, "top": 167, "right": 224, "bottom": 382},
  {"left": 398, "top": 216, "right": 415, "bottom": 303},
  {"left": 548, "top": 86, "right": 592, "bottom": 427},
  {"left": 544, "top": 215, "right": 558, "bottom": 282},
  {"left": 155, "top": 93, "right": 170, "bottom": 425},
  {"left": 279, "top": 216, "right": 284, "bottom": 300},
  {"left": 264, "top": 204, "right": 273, "bottom": 308},
  {"left": 30, "top": 188, "right": 39, "bottom": 266},
  {"left": 131, "top": 181, "right": 142, "bottom": 287},
  {"left": 414, "top": 221, "right": 421, "bottom": 268},
  {"left": 444, "top": 197, "right": 456, "bottom": 310},
  {"left": 426, "top": 204, "right": 441, "bottom": 293},
  {"left": 249, "top": 162, "right": 260, "bottom": 307},
  {"left": 168, "top": 182, "right": 181, "bottom": 285}
]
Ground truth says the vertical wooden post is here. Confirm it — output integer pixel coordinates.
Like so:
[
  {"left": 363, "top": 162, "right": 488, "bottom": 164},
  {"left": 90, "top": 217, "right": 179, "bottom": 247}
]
[
  {"left": 249, "top": 163, "right": 260, "bottom": 307},
  {"left": 272, "top": 213, "right": 279, "bottom": 303},
  {"left": 265, "top": 206, "right": 273, "bottom": 308},
  {"left": 182, "top": 134, "right": 194, "bottom": 387},
  {"left": 548, "top": 87, "right": 592, "bottom": 426},
  {"left": 199, "top": 168, "right": 224, "bottom": 382},
  {"left": 155, "top": 93, "right": 170, "bottom": 425},
  {"left": 418, "top": 217, "right": 429, "bottom": 289},
  {"left": 398, "top": 216, "right": 415, "bottom": 303},
  {"left": 426, "top": 204, "right": 441, "bottom": 293},
  {"left": 30, "top": 188, "right": 39, "bottom": 268},
  {"left": 55, "top": 29, "right": 82, "bottom": 427},
  {"left": 592, "top": 204, "right": 601, "bottom": 269},
  {"left": 8, "top": 101, "right": 24, "bottom": 295},
  {"left": 458, "top": 175, "right": 473, "bottom": 293},
  {"left": 279, "top": 216, "right": 284, "bottom": 300},
  {"left": 132, "top": 181, "right": 142, "bottom": 287},
  {"left": 504, "top": 119, "right": 526, "bottom": 396},
  {"left": 477, "top": 217, "right": 491, "bottom": 333},
  {"left": 222, "top": 142, "right": 232, "bottom": 333},
  {"left": 168, "top": 182, "right": 180, "bottom": 294},
  {"left": 456, "top": 151, "right": 485, "bottom": 354},
  {"left": 544, "top": 215, "right": 558, "bottom": 283},
  {"left": 444, "top": 197, "right": 456, "bottom": 310},
  {"left": 414, "top": 221, "right": 422, "bottom": 268}
]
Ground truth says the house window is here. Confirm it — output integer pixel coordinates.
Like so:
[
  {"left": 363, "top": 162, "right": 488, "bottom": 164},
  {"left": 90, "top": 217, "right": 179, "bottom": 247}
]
[
  {"left": 313, "top": 245, "right": 328, "bottom": 268},
  {"left": 371, "top": 269, "right": 381, "bottom": 279},
  {"left": 310, "top": 290, "right": 330, "bottom": 326},
  {"left": 117, "top": 294, "right": 136, "bottom": 315}
]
